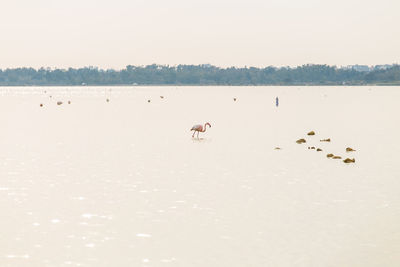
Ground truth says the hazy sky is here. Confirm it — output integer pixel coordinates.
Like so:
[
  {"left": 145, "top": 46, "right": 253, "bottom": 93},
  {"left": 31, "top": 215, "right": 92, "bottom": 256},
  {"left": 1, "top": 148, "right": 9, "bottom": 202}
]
[{"left": 1, "top": 0, "right": 399, "bottom": 68}]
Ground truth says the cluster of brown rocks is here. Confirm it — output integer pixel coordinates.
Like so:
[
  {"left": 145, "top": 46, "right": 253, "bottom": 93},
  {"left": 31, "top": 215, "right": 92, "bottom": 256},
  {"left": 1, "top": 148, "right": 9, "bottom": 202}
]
[
  {"left": 40, "top": 90, "right": 72, "bottom": 107},
  {"left": 41, "top": 95, "right": 165, "bottom": 106},
  {"left": 41, "top": 89, "right": 167, "bottom": 106},
  {"left": 40, "top": 100, "right": 72, "bottom": 107},
  {"left": 294, "top": 131, "right": 356, "bottom": 164},
  {"left": 147, "top": 96, "right": 166, "bottom": 103}
]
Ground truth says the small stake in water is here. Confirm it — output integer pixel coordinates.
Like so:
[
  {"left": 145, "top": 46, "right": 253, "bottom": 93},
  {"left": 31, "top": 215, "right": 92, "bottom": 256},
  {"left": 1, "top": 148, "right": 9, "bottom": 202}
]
[{"left": 276, "top": 97, "right": 279, "bottom": 107}]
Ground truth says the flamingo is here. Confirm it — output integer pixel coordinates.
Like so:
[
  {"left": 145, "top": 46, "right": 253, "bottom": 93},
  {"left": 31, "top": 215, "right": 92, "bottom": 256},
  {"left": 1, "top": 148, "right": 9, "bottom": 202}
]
[{"left": 190, "top": 122, "right": 211, "bottom": 138}]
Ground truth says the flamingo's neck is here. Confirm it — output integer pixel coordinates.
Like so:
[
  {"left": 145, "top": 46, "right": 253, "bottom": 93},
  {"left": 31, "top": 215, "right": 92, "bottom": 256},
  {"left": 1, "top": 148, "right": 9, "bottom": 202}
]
[{"left": 202, "top": 123, "right": 208, "bottom": 132}]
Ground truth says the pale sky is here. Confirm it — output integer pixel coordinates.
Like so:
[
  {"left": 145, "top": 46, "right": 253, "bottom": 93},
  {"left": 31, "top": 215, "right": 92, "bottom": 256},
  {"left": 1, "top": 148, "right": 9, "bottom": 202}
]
[{"left": 0, "top": 0, "right": 399, "bottom": 69}]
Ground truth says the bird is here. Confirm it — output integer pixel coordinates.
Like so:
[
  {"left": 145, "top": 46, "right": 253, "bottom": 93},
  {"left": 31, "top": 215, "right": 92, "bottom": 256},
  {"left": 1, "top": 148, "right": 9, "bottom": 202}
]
[{"left": 190, "top": 122, "right": 211, "bottom": 138}]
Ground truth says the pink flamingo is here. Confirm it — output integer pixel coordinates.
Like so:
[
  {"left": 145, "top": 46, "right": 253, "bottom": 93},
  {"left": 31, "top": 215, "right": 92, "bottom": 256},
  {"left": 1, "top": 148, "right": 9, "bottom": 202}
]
[{"left": 190, "top": 122, "right": 211, "bottom": 138}]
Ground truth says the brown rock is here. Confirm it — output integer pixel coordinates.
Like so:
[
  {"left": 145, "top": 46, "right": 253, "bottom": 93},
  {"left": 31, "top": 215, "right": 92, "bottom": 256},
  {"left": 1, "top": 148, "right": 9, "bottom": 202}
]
[
  {"left": 68, "top": 101, "right": 71, "bottom": 104},
  {"left": 147, "top": 100, "right": 151, "bottom": 103},
  {"left": 106, "top": 99, "right": 110, "bottom": 102},
  {"left": 317, "top": 148, "right": 322, "bottom": 151},
  {"left": 274, "top": 147, "right": 281, "bottom": 150},
  {"left": 320, "top": 138, "right": 331, "bottom": 142},
  {"left": 296, "top": 138, "right": 306, "bottom": 144},
  {"left": 346, "top": 147, "right": 356, "bottom": 152},
  {"left": 343, "top": 158, "right": 356, "bottom": 163},
  {"left": 57, "top": 101, "right": 63, "bottom": 105},
  {"left": 160, "top": 96, "right": 164, "bottom": 99},
  {"left": 233, "top": 98, "right": 237, "bottom": 101},
  {"left": 40, "top": 104, "right": 43, "bottom": 107},
  {"left": 311, "top": 146, "right": 315, "bottom": 149},
  {"left": 307, "top": 131, "right": 315, "bottom": 135},
  {"left": 332, "top": 156, "right": 342, "bottom": 159},
  {"left": 327, "top": 153, "right": 334, "bottom": 158}
]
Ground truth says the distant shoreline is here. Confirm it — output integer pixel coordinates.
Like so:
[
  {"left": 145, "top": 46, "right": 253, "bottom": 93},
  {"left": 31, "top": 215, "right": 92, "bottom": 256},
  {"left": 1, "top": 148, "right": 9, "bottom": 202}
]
[
  {"left": 1, "top": 84, "right": 400, "bottom": 87},
  {"left": 0, "top": 64, "right": 399, "bottom": 86}
]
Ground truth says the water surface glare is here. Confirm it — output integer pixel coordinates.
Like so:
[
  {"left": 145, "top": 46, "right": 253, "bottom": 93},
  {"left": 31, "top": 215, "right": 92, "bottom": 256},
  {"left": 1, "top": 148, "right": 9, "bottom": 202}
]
[{"left": 1, "top": 86, "right": 400, "bottom": 267}]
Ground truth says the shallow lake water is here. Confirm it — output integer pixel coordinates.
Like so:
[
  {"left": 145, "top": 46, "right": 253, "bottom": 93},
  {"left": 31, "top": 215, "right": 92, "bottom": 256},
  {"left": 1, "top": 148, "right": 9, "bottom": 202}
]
[{"left": 0, "top": 86, "right": 399, "bottom": 267}]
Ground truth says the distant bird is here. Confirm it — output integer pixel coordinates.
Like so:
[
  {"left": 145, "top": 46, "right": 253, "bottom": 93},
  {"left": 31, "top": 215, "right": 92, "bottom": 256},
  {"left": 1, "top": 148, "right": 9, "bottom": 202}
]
[{"left": 191, "top": 122, "right": 211, "bottom": 138}]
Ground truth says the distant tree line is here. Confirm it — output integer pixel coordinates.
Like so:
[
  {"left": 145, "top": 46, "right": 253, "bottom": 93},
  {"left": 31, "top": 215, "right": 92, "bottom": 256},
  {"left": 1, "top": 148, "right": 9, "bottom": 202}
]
[{"left": 0, "top": 64, "right": 399, "bottom": 86}]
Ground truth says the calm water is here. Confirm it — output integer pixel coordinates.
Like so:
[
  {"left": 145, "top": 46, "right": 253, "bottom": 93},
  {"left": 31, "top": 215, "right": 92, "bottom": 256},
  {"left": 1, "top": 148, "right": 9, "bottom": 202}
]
[{"left": 1, "top": 86, "right": 399, "bottom": 267}]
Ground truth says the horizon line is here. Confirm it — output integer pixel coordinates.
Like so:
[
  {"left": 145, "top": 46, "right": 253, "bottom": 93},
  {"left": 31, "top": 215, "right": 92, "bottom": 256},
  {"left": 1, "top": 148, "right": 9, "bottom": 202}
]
[{"left": 1, "top": 63, "right": 399, "bottom": 71}]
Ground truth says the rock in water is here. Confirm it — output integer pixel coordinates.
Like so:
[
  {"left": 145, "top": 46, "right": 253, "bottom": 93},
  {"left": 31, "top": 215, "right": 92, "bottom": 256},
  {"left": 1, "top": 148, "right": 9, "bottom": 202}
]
[
  {"left": 68, "top": 101, "right": 71, "bottom": 104},
  {"left": 106, "top": 99, "right": 110, "bottom": 102},
  {"left": 320, "top": 138, "right": 331, "bottom": 142},
  {"left": 296, "top": 138, "right": 306, "bottom": 144},
  {"left": 343, "top": 158, "right": 356, "bottom": 163},
  {"left": 57, "top": 101, "right": 63, "bottom": 105},
  {"left": 160, "top": 96, "right": 164, "bottom": 99},
  {"left": 307, "top": 131, "right": 315, "bottom": 136},
  {"left": 274, "top": 147, "right": 281, "bottom": 150},
  {"left": 317, "top": 148, "right": 322, "bottom": 151},
  {"left": 233, "top": 98, "right": 237, "bottom": 101},
  {"left": 327, "top": 153, "right": 334, "bottom": 158},
  {"left": 147, "top": 100, "right": 151, "bottom": 103},
  {"left": 346, "top": 147, "right": 356, "bottom": 152},
  {"left": 332, "top": 156, "right": 342, "bottom": 159}
]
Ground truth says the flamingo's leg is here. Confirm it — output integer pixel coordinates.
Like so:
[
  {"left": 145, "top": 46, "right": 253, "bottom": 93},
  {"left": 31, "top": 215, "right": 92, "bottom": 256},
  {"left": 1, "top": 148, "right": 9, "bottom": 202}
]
[{"left": 192, "top": 131, "right": 195, "bottom": 138}]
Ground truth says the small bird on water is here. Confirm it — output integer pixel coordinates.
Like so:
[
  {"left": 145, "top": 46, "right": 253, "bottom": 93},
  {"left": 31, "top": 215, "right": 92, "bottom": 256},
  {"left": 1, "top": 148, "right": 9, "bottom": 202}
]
[{"left": 190, "top": 122, "right": 211, "bottom": 138}]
